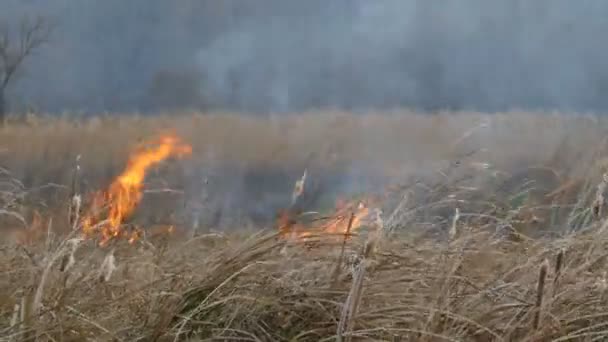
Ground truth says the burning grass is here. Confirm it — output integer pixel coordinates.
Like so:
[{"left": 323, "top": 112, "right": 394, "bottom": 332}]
[
  {"left": 3, "top": 110, "right": 608, "bottom": 340},
  {"left": 81, "top": 133, "right": 192, "bottom": 246}
]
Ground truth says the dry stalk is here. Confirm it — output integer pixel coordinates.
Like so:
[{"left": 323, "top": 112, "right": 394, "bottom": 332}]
[
  {"left": 44, "top": 217, "right": 53, "bottom": 255},
  {"left": 533, "top": 259, "right": 549, "bottom": 330},
  {"left": 70, "top": 194, "right": 81, "bottom": 230},
  {"left": 68, "top": 154, "right": 81, "bottom": 227},
  {"left": 331, "top": 211, "right": 355, "bottom": 287},
  {"left": 337, "top": 232, "right": 378, "bottom": 342},
  {"left": 9, "top": 303, "right": 20, "bottom": 342},
  {"left": 592, "top": 173, "right": 608, "bottom": 219},
  {"left": 449, "top": 207, "right": 460, "bottom": 241},
  {"left": 552, "top": 248, "right": 564, "bottom": 298},
  {"left": 32, "top": 232, "right": 83, "bottom": 315},
  {"left": 292, "top": 169, "right": 307, "bottom": 205},
  {"left": 385, "top": 191, "right": 409, "bottom": 233},
  {"left": 595, "top": 271, "right": 608, "bottom": 295},
  {"left": 59, "top": 238, "right": 82, "bottom": 273},
  {"left": 337, "top": 260, "right": 366, "bottom": 342},
  {"left": 19, "top": 286, "right": 34, "bottom": 342},
  {"left": 99, "top": 248, "right": 117, "bottom": 283}
]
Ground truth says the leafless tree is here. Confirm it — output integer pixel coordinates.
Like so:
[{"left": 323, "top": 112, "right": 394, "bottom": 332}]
[{"left": 0, "top": 15, "right": 52, "bottom": 124}]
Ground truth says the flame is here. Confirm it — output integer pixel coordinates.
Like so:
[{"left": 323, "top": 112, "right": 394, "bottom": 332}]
[
  {"left": 82, "top": 134, "right": 192, "bottom": 245},
  {"left": 278, "top": 200, "right": 372, "bottom": 241},
  {"left": 323, "top": 202, "right": 370, "bottom": 235}
]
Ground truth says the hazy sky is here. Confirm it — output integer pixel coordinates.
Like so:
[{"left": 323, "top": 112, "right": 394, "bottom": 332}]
[{"left": 3, "top": 0, "right": 608, "bottom": 114}]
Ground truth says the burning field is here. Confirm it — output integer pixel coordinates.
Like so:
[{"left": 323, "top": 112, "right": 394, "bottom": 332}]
[
  {"left": 80, "top": 134, "right": 192, "bottom": 246},
  {"left": 3, "top": 111, "right": 608, "bottom": 341}
]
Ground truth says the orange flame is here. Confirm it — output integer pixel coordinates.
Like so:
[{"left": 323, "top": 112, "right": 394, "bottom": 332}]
[
  {"left": 82, "top": 134, "right": 192, "bottom": 245},
  {"left": 278, "top": 200, "right": 371, "bottom": 241},
  {"left": 323, "top": 203, "right": 370, "bottom": 235}
]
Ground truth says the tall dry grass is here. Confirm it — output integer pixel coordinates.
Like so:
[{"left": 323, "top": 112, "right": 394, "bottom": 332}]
[
  {"left": 2, "top": 111, "right": 608, "bottom": 340},
  {"left": 4, "top": 222, "right": 608, "bottom": 340},
  {"left": 2, "top": 110, "right": 605, "bottom": 185}
]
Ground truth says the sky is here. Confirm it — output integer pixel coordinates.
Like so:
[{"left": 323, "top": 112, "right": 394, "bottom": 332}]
[{"left": 3, "top": 0, "right": 608, "bottom": 114}]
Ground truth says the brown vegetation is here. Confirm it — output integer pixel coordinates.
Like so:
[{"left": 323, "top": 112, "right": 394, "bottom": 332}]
[{"left": 2, "top": 111, "right": 608, "bottom": 340}]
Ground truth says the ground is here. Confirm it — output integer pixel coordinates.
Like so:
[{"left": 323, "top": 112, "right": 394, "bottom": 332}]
[{"left": 2, "top": 111, "right": 608, "bottom": 341}]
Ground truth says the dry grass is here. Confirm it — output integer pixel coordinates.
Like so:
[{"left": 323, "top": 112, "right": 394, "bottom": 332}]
[
  {"left": 2, "top": 110, "right": 604, "bottom": 184},
  {"left": 2, "top": 111, "right": 608, "bottom": 340}
]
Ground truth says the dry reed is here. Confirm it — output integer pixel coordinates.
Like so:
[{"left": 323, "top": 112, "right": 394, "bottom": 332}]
[{"left": 2, "top": 111, "right": 608, "bottom": 340}]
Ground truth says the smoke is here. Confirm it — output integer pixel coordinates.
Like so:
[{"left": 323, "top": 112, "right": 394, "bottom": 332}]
[{"left": 4, "top": 0, "right": 608, "bottom": 114}]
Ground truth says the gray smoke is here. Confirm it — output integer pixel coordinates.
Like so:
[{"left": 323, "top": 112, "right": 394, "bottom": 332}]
[{"left": 3, "top": 0, "right": 608, "bottom": 114}]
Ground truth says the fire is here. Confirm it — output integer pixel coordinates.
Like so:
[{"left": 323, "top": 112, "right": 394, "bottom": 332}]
[
  {"left": 323, "top": 202, "right": 370, "bottom": 235},
  {"left": 278, "top": 200, "right": 372, "bottom": 241},
  {"left": 82, "top": 134, "right": 192, "bottom": 245}
]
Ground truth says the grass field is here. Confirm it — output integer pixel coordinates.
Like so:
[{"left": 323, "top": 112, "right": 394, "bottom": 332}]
[{"left": 3, "top": 111, "right": 608, "bottom": 341}]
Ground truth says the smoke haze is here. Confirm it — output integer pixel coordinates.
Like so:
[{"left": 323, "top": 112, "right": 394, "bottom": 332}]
[{"left": 3, "top": 1, "right": 608, "bottom": 114}]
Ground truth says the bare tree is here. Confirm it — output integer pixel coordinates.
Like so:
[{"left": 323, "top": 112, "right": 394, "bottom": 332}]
[{"left": 0, "top": 15, "right": 52, "bottom": 124}]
